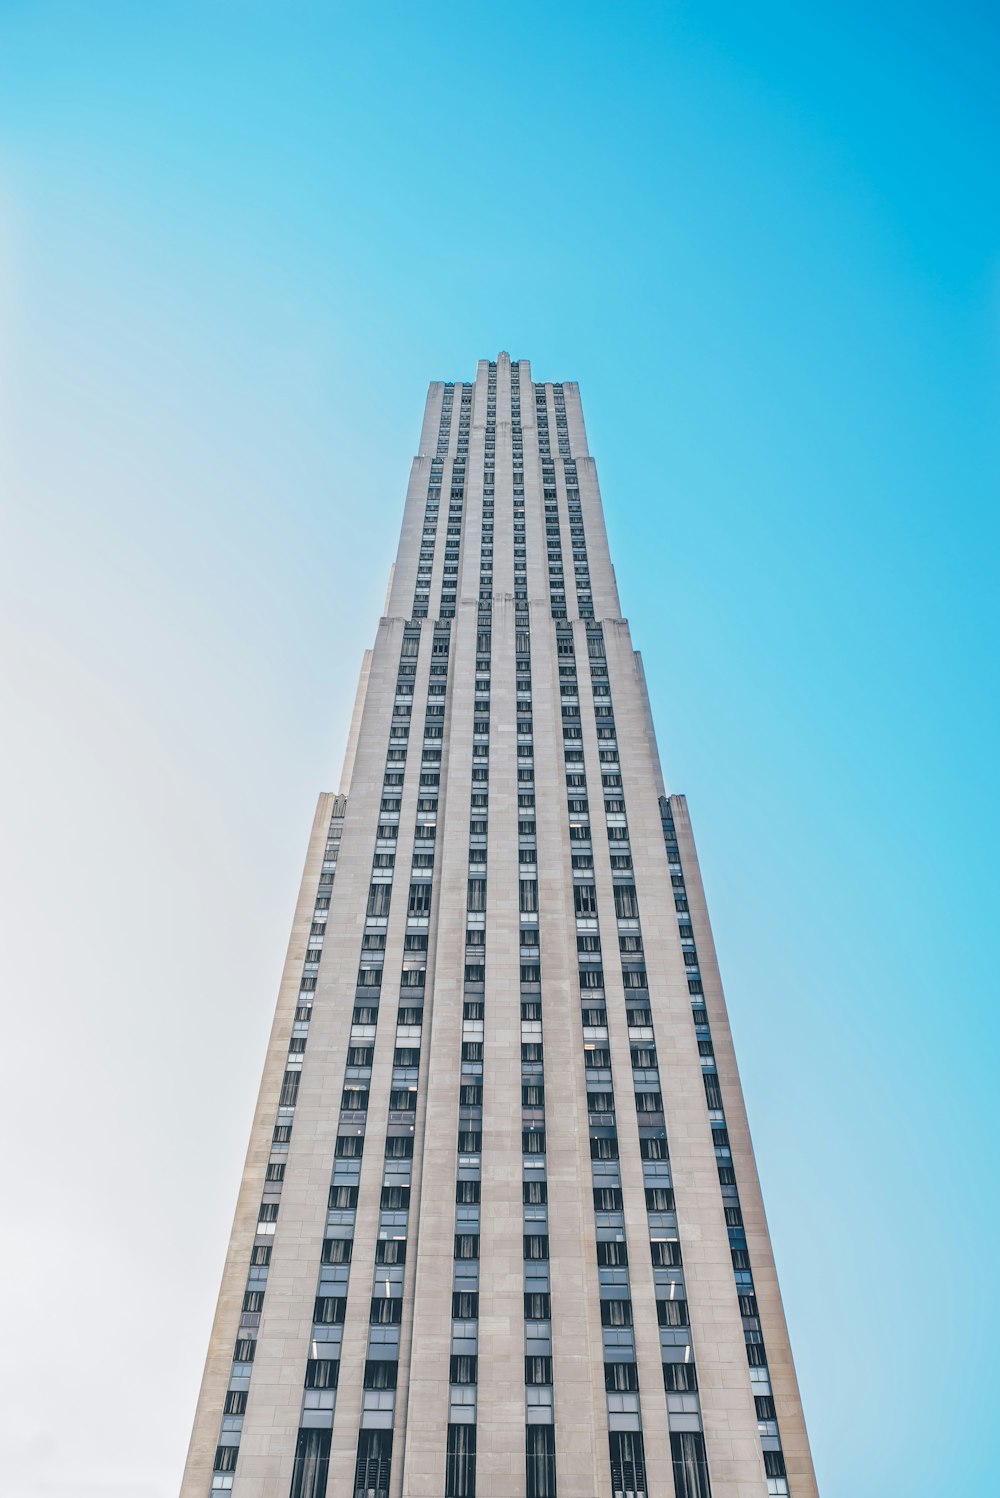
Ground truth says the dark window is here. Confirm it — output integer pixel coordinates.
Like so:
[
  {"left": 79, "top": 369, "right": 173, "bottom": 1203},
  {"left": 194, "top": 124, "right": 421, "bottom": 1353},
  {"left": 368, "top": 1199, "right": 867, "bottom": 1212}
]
[
  {"left": 408, "top": 884, "right": 431, "bottom": 916},
  {"left": 657, "top": 1299, "right": 690, "bottom": 1327},
  {"left": 353, "top": 1429, "right": 392, "bottom": 1498},
  {"left": 574, "top": 884, "right": 598, "bottom": 916},
  {"left": 445, "top": 1422, "right": 476, "bottom": 1498},
  {"left": 306, "top": 1358, "right": 340, "bottom": 1388},
  {"left": 526, "top": 1425, "right": 557, "bottom": 1498},
  {"left": 321, "top": 1238, "right": 352, "bottom": 1265},
  {"left": 524, "top": 1354, "right": 552, "bottom": 1384},
  {"left": 329, "top": 1185, "right": 358, "bottom": 1209},
  {"left": 645, "top": 1186, "right": 675, "bottom": 1210},
  {"left": 605, "top": 1360, "right": 639, "bottom": 1390},
  {"left": 313, "top": 1297, "right": 345, "bottom": 1325},
  {"left": 609, "top": 1431, "right": 646, "bottom": 1498},
  {"left": 664, "top": 1361, "right": 699, "bottom": 1391},
  {"left": 364, "top": 1359, "right": 398, "bottom": 1389},
  {"left": 375, "top": 1239, "right": 406, "bottom": 1264},
  {"left": 367, "top": 884, "right": 391, "bottom": 917},
  {"left": 614, "top": 884, "right": 638, "bottom": 919},
  {"left": 449, "top": 1354, "right": 478, "bottom": 1384},
  {"left": 671, "top": 1430, "right": 712, "bottom": 1498}
]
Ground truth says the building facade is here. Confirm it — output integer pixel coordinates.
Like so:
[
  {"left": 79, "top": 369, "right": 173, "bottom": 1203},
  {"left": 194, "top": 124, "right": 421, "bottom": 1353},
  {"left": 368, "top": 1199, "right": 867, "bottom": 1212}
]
[{"left": 181, "top": 355, "right": 817, "bottom": 1498}]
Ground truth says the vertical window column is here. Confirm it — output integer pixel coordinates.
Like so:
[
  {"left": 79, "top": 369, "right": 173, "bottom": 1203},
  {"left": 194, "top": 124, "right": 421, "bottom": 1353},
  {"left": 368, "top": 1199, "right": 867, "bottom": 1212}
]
[
  {"left": 444, "top": 374, "right": 495, "bottom": 1498},
  {"left": 537, "top": 388, "right": 567, "bottom": 623},
  {"left": 555, "top": 624, "right": 648, "bottom": 1498},
  {"left": 585, "top": 625, "right": 712, "bottom": 1498},
  {"left": 211, "top": 799, "right": 346, "bottom": 1493},
  {"left": 517, "top": 615, "right": 557, "bottom": 1498},
  {"left": 349, "top": 624, "right": 451, "bottom": 1498},
  {"left": 439, "top": 443, "right": 465, "bottom": 620},
  {"left": 286, "top": 627, "right": 421, "bottom": 1498},
  {"left": 657, "top": 799, "right": 790, "bottom": 1497},
  {"left": 414, "top": 457, "right": 443, "bottom": 619},
  {"left": 416, "top": 388, "right": 455, "bottom": 618},
  {"left": 563, "top": 460, "right": 593, "bottom": 620}
]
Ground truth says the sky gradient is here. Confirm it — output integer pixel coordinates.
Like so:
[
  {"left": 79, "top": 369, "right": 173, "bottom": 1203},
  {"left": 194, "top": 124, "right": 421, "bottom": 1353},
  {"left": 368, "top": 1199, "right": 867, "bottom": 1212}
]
[{"left": 1, "top": 4, "right": 998, "bottom": 1496}]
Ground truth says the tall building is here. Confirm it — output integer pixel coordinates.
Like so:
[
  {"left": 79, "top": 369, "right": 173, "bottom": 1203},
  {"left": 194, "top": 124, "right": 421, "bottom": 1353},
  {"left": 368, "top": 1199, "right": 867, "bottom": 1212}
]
[{"left": 181, "top": 355, "right": 817, "bottom": 1498}]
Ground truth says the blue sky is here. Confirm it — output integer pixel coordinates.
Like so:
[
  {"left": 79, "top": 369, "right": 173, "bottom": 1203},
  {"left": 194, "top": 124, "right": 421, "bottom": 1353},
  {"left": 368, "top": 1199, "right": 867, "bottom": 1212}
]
[{"left": 0, "top": 4, "right": 997, "bottom": 1495}]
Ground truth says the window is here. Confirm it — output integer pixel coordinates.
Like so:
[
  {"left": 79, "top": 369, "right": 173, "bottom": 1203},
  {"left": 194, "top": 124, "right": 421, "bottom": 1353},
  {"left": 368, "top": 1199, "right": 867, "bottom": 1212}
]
[
  {"left": 290, "top": 1428, "right": 331, "bottom": 1498},
  {"left": 364, "top": 1359, "right": 398, "bottom": 1389},
  {"left": 445, "top": 1423, "right": 476, "bottom": 1498},
  {"left": 609, "top": 1431, "right": 646, "bottom": 1498},
  {"left": 524, "top": 1354, "right": 552, "bottom": 1384},
  {"left": 671, "top": 1431, "right": 712, "bottom": 1498},
  {"left": 353, "top": 1429, "right": 392, "bottom": 1498},
  {"left": 526, "top": 1425, "right": 556, "bottom": 1498},
  {"left": 664, "top": 1361, "right": 698, "bottom": 1391},
  {"left": 367, "top": 883, "right": 391, "bottom": 917},
  {"left": 408, "top": 883, "right": 431, "bottom": 916},
  {"left": 375, "top": 1238, "right": 406, "bottom": 1264},
  {"left": 306, "top": 1358, "right": 340, "bottom": 1388},
  {"left": 605, "top": 1361, "right": 639, "bottom": 1390},
  {"left": 574, "top": 884, "right": 598, "bottom": 916},
  {"left": 321, "top": 1238, "right": 353, "bottom": 1266},
  {"left": 313, "top": 1297, "right": 345, "bottom": 1325},
  {"left": 657, "top": 1299, "right": 689, "bottom": 1327},
  {"left": 614, "top": 885, "right": 639, "bottom": 919}
]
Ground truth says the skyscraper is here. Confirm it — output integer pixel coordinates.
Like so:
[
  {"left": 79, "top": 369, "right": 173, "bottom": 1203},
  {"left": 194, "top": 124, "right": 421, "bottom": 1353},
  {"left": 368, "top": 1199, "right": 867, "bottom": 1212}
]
[{"left": 181, "top": 355, "right": 817, "bottom": 1498}]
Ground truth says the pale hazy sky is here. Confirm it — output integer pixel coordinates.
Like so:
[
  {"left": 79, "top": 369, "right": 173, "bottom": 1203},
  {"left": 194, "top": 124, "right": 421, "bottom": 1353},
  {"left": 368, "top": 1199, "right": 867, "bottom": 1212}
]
[{"left": 1, "top": 5, "right": 998, "bottom": 1497}]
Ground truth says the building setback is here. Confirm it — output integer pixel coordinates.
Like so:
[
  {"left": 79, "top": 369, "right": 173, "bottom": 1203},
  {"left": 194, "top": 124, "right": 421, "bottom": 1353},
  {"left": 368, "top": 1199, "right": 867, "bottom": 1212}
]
[{"left": 181, "top": 354, "right": 818, "bottom": 1498}]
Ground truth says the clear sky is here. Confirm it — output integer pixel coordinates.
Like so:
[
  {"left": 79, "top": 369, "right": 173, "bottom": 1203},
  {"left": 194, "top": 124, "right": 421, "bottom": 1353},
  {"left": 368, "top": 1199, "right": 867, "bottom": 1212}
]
[{"left": 0, "top": 4, "right": 997, "bottom": 1496}]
